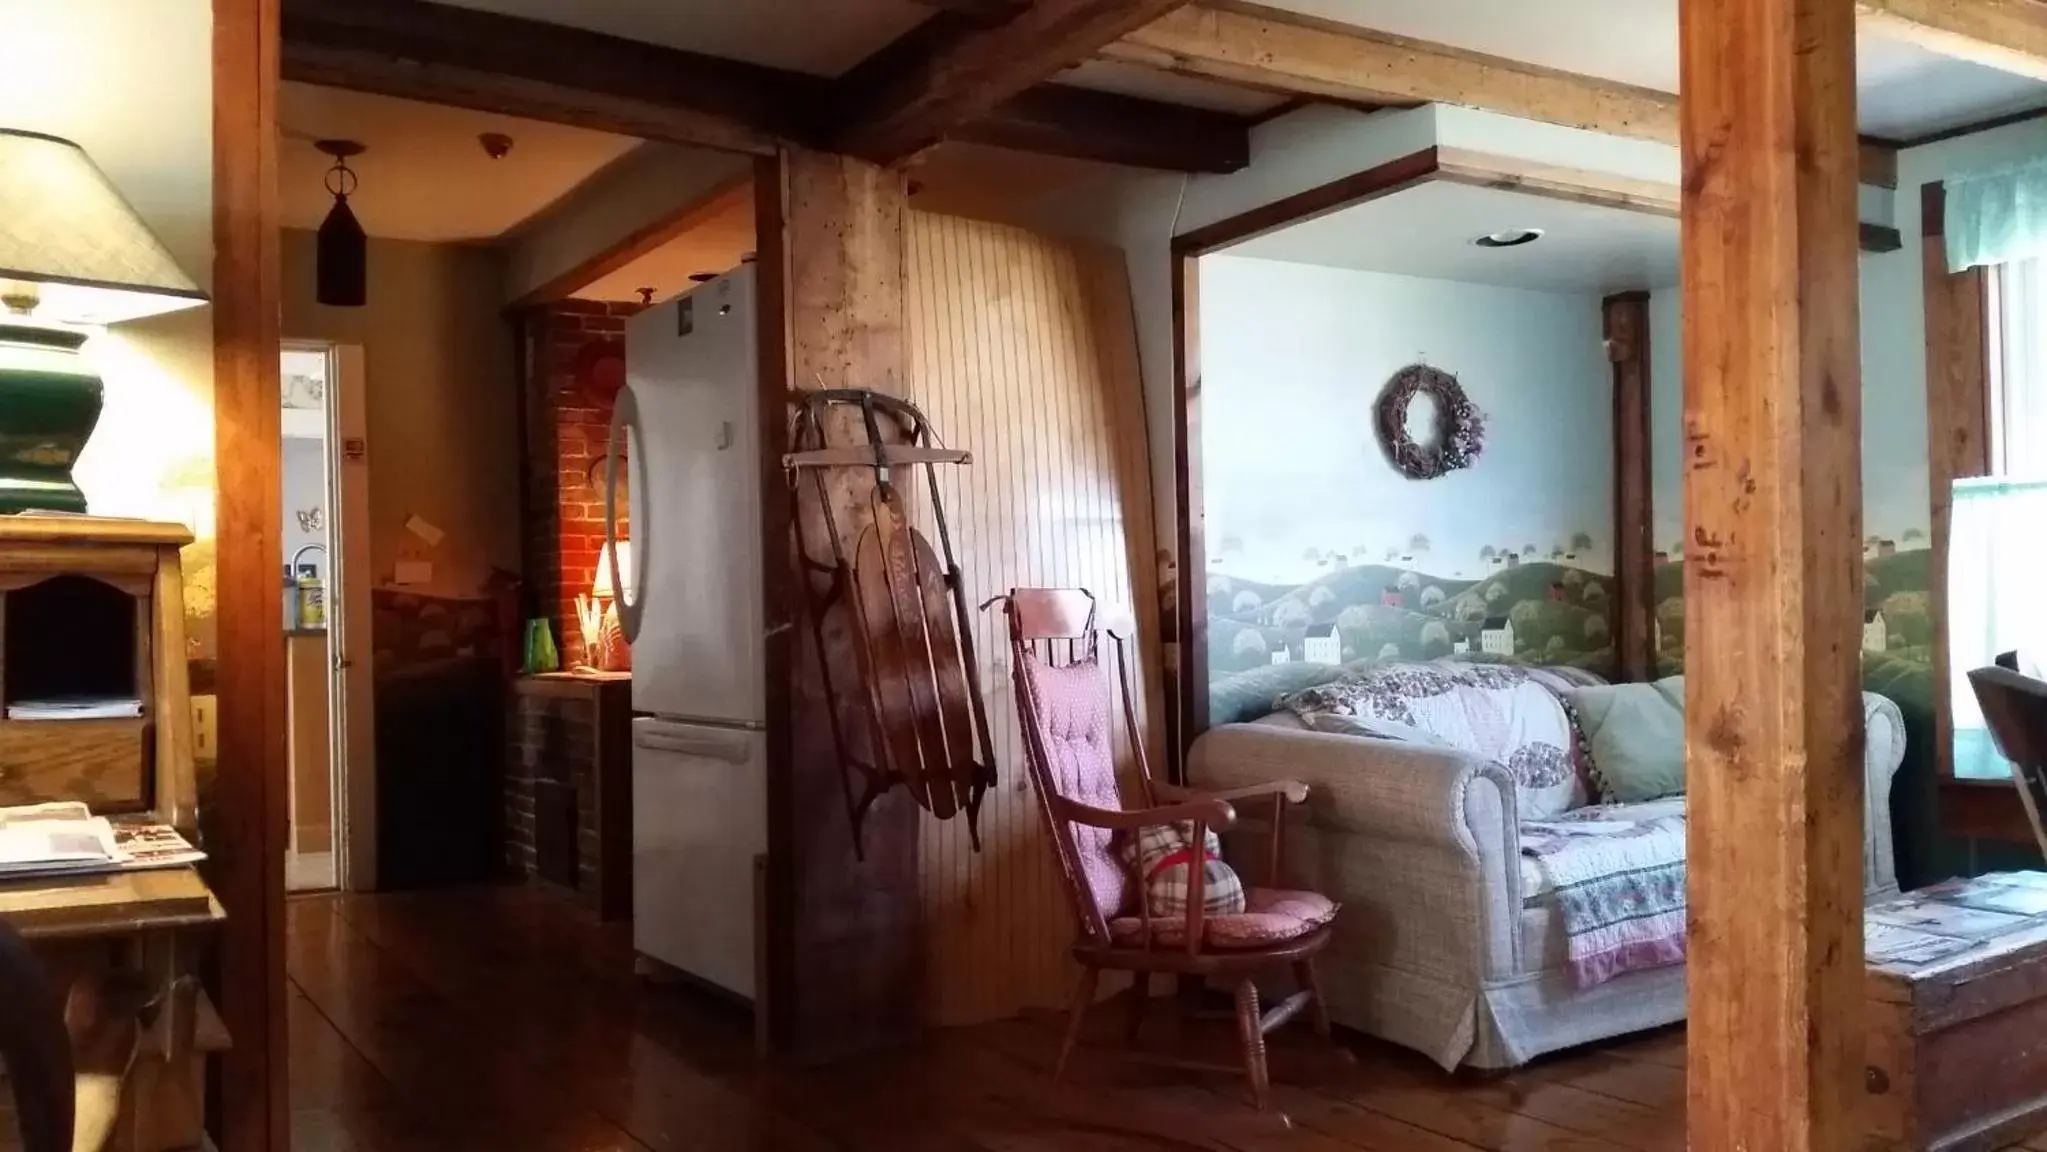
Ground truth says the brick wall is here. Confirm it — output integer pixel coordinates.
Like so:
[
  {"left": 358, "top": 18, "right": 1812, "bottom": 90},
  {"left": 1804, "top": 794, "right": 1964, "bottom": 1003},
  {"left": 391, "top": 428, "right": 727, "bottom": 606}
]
[
  {"left": 503, "top": 675, "right": 632, "bottom": 918},
  {"left": 518, "top": 300, "right": 641, "bottom": 669}
]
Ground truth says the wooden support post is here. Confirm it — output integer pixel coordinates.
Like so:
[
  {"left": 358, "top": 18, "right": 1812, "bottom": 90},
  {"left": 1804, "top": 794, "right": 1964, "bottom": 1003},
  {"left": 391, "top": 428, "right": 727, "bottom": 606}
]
[
  {"left": 1920, "top": 182, "right": 1992, "bottom": 788},
  {"left": 755, "top": 148, "right": 923, "bottom": 1064},
  {"left": 1605, "top": 291, "right": 1655, "bottom": 683},
  {"left": 1680, "top": 0, "right": 1865, "bottom": 1143},
  {"left": 213, "top": 0, "right": 289, "bottom": 1147}
]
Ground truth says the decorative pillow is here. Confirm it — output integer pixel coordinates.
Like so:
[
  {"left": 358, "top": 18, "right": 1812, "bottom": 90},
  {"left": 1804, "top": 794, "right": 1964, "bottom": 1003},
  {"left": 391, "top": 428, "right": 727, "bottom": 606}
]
[
  {"left": 1118, "top": 820, "right": 1245, "bottom": 920},
  {"left": 1564, "top": 676, "right": 1687, "bottom": 803},
  {"left": 1279, "top": 661, "right": 1585, "bottom": 819}
]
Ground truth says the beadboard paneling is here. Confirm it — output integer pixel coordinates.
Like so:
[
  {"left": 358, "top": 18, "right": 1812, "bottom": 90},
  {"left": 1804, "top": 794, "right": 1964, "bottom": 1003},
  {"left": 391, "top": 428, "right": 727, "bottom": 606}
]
[{"left": 903, "top": 212, "right": 1163, "bottom": 1025}]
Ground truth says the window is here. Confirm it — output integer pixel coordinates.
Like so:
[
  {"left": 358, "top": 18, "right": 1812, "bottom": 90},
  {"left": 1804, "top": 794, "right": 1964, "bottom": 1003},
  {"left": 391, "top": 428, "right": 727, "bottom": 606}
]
[
  {"left": 1989, "top": 256, "right": 2047, "bottom": 475},
  {"left": 1949, "top": 260, "right": 2047, "bottom": 778}
]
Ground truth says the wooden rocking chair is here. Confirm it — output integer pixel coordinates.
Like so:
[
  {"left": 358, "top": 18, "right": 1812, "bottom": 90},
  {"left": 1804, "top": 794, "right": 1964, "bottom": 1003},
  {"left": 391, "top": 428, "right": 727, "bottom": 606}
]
[{"left": 992, "top": 588, "right": 1338, "bottom": 1110}]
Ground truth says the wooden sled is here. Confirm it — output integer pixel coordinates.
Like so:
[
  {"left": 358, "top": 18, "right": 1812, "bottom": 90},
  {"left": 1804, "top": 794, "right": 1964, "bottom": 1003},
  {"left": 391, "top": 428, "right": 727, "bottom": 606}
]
[{"left": 784, "top": 389, "right": 997, "bottom": 855}]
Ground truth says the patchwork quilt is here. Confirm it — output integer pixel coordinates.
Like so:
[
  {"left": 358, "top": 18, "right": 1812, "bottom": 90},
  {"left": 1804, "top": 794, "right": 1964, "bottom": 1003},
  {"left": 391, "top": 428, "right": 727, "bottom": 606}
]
[{"left": 1519, "top": 798, "right": 1688, "bottom": 988}]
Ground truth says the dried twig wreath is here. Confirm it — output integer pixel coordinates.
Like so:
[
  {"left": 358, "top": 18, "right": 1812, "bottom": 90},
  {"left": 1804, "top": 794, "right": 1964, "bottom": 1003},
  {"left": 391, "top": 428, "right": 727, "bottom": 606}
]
[{"left": 1374, "top": 364, "right": 1487, "bottom": 480}]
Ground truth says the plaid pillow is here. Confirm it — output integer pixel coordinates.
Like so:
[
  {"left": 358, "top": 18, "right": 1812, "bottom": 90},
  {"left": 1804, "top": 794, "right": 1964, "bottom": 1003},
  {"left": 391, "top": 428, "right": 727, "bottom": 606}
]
[{"left": 1119, "top": 820, "right": 1246, "bottom": 920}]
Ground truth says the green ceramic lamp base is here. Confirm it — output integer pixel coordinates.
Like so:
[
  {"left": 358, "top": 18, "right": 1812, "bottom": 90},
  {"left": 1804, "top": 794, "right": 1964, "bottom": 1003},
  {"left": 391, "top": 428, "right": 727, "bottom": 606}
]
[{"left": 0, "top": 322, "right": 101, "bottom": 515}]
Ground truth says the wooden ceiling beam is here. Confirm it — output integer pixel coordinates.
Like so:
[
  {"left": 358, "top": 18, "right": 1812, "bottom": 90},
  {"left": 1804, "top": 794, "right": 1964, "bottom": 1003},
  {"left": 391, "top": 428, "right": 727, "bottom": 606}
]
[
  {"left": 963, "top": 84, "right": 1248, "bottom": 172},
  {"left": 280, "top": 0, "right": 1246, "bottom": 173},
  {"left": 1857, "top": 0, "right": 2047, "bottom": 81},
  {"left": 831, "top": 0, "right": 1194, "bottom": 164},
  {"left": 1103, "top": 3, "right": 1681, "bottom": 143},
  {"left": 280, "top": 0, "right": 802, "bottom": 155},
  {"left": 1105, "top": 2, "right": 1902, "bottom": 186},
  {"left": 905, "top": 0, "right": 1035, "bottom": 29}
]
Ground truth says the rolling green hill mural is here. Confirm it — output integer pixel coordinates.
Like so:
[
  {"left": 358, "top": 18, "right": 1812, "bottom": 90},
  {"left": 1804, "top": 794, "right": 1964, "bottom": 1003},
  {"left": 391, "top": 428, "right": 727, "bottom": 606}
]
[{"left": 1210, "top": 555, "right": 1616, "bottom": 678}]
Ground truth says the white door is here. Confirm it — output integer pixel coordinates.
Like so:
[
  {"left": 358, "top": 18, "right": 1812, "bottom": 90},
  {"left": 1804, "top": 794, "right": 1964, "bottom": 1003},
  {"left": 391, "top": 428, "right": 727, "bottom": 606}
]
[
  {"left": 631, "top": 717, "right": 766, "bottom": 998},
  {"left": 611, "top": 267, "right": 763, "bottom": 724}
]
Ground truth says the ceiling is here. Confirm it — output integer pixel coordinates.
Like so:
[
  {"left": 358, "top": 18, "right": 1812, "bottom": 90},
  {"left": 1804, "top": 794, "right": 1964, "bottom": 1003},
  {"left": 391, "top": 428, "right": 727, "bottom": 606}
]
[
  {"left": 279, "top": 83, "right": 642, "bottom": 241},
  {"left": 1250, "top": 0, "right": 2047, "bottom": 142},
  {"left": 1223, "top": 180, "right": 1679, "bottom": 295},
  {"left": 583, "top": 185, "right": 757, "bottom": 303}
]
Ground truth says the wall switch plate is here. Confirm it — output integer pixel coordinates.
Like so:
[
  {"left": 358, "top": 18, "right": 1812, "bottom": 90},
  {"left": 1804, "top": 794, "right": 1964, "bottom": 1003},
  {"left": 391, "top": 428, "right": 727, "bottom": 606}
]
[{"left": 191, "top": 695, "right": 218, "bottom": 763}]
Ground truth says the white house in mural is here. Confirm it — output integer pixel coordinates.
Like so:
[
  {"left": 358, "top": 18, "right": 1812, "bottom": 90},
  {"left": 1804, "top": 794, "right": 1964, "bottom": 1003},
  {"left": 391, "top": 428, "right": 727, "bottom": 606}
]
[
  {"left": 1453, "top": 638, "right": 1471, "bottom": 655},
  {"left": 1269, "top": 648, "right": 1292, "bottom": 665},
  {"left": 1863, "top": 609, "right": 1888, "bottom": 653},
  {"left": 1303, "top": 623, "right": 1340, "bottom": 664},
  {"left": 1480, "top": 616, "right": 1515, "bottom": 656}
]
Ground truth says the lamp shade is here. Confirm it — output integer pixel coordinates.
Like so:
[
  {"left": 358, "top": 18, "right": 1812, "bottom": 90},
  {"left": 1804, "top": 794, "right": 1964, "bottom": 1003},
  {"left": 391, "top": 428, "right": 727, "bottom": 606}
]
[
  {"left": 0, "top": 128, "right": 207, "bottom": 325},
  {"left": 593, "top": 539, "right": 631, "bottom": 599}
]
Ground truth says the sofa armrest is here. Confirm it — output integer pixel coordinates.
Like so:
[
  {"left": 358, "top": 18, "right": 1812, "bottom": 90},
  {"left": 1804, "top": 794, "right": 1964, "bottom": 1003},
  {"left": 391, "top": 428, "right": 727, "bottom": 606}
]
[
  {"left": 1863, "top": 691, "right": 1908, "bottom": 896},
  {"left": 1189, "top": 723, "right": 1517, "bottom": 854},
  {"left": 1188, "top": 720, "right": 1525, "bottom": 981}
]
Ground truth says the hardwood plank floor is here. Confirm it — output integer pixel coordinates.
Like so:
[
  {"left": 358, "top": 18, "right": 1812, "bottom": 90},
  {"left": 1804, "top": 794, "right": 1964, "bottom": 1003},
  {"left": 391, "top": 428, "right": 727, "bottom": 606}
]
[{"left": 284, "top": 885, "right": 2031, "bottom": 1152}]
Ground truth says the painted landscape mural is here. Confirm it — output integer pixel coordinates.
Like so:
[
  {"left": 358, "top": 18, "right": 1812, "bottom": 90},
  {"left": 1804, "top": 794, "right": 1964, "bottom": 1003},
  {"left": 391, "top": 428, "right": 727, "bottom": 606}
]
[{"left": 1210, "top": 542, "right": 1615, "bottom": 676}]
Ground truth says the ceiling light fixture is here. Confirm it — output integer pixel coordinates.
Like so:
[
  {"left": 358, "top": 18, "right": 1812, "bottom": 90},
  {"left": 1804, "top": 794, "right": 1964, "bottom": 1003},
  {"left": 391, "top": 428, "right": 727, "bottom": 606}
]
[
  {"left": 1474, "top": 227, "right": 1544, "bottom": 249},
  {"left": 479, "top": 133, "right": 513, "bottom": 160},
  {"left": 315, "top": 139, "right": 367, "bottom": 307}
]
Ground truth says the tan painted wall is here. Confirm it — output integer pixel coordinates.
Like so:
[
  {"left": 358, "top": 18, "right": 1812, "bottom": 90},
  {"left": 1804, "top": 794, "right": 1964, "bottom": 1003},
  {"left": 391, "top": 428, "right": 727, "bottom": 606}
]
[
  {"left": 282, "top": 230, "right": 521, "bottom": 599},
  {"left": 0, "top": 0, "right": 219, "bottom": 661}
]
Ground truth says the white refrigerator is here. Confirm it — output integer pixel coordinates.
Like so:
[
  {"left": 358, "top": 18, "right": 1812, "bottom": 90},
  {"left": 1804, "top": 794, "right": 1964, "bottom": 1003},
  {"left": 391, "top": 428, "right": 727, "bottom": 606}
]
[{"left": 605, "top": 265, "right": 766, "bottom": 1000}]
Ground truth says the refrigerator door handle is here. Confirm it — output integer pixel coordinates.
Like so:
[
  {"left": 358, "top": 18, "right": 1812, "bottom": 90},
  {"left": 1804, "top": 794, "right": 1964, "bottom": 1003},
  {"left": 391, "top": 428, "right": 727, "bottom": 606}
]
[
  {"left": 605, "top": 385, "right": 648, "bottom": 643},
  {"left": 637, "top": 728, "right": 752, "bottom": 764}
]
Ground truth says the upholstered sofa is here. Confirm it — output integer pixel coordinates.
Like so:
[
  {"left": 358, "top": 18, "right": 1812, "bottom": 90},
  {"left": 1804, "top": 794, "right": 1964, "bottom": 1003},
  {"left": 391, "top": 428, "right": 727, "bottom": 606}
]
[{"left": 1188, "top": 677, "right": 1907, "bottom": 1071}]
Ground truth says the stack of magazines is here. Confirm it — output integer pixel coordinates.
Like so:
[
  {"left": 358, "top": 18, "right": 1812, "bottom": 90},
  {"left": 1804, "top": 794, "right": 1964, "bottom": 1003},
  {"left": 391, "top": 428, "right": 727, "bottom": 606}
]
[
  {"left": 0, "top": 802, "right": 204, "bottom": 878},
  {"left": 5, "top": 696, "right": 143, "bottom": 721}
]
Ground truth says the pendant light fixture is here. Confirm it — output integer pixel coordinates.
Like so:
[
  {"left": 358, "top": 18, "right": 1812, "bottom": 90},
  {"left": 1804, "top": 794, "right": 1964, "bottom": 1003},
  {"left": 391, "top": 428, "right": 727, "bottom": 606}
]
[{"left": 315, "top": 139, "right": 367, "bottom": 307}]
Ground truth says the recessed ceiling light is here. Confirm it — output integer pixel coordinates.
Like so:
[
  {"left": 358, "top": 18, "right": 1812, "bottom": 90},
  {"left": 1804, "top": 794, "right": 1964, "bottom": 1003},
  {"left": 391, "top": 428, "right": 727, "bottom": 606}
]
[{"left": 1474, "top": 228, "right": 1544, "bottom": 249}]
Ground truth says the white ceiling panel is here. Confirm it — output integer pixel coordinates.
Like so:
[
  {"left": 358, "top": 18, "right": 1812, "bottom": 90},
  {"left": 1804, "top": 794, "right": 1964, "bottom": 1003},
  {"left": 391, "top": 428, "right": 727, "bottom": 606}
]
[
  {"left": 279, "top": 82, "right": 642, "bottom": 241},
  {"left": 1857, "top": 31, "right": 2047, "bottom": 140},
  {"left": 1225, "top": 180, "right": 1679, "bottom": 295}
]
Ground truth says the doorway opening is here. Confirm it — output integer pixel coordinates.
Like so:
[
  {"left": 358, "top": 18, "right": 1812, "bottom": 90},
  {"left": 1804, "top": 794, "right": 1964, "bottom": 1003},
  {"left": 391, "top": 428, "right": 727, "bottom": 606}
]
[{"left": 282, "top": 341, "right": 372, "bottom": 892}]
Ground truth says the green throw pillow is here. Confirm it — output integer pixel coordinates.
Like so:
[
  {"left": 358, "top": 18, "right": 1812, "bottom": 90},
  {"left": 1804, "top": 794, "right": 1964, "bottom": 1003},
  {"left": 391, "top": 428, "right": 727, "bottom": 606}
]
[{"left": 1564, "top": 676, "right": 1687, "bottom": 803}]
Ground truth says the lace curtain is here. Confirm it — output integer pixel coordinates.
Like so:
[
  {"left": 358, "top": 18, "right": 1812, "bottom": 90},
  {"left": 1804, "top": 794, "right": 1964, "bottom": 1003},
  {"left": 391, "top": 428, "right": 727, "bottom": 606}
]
[
  {"left": 1949, "top": 477, "right": 2047, "bottom": 779},
  {"left": 1947, "top": 158, "right": 2047, "bottom": 273}
]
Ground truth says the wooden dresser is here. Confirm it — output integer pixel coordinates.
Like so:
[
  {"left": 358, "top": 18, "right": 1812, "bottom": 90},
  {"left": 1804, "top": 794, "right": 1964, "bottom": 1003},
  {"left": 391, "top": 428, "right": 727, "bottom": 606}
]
[{"left": 0, "top": 516, "right": 226, "bottom": 1152}]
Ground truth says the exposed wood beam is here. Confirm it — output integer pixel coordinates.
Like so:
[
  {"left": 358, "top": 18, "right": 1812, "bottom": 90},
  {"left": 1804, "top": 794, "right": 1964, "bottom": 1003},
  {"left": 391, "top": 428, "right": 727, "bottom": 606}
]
[
  {"left": 906, "top": 0, "right": 1034, "bottom": 28},
  {"left": 213, "top": 0, "right": 290, "bottom": 1147},
  {"left": 1106, "top": 2, "right": 1900, "bottom": 186},
  {"left": 963, "top": 84, "right": 1248, "bottom": 172},
  {"left": 1603, "top": 291, "right": 1655, "bottom": 685},
  {"left": 832, "top": 0, "right": 1192, "bottom": 164},
  {"left": 759, "top": 148, "right": 924, "bottom": 1063},
  {"left": 1681, "top": 0, "right": 1865, "bottom": 1144},
  {"left": 280, "top": 0, "right": 1246, "bottom": 173},
  {"left": 1920, "top": 181, "right": 1992, "bottom": 797},
  {"left": 1858, "top": 0, "right": 2047, "bottom": 80},
  {"left": 1104, "top": 3, "right": 1680, "bottom": 142},
  {"left": 280, "top": 0, "right": 797, "bottom": 155}
]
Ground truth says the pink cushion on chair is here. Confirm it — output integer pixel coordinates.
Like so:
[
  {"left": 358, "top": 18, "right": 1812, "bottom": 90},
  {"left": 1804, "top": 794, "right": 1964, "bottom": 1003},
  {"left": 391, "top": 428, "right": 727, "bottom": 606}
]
[
  {"left": 1019, "top": 655, "right": 1129, "bottom": 922},
  {"left": 1108, "top": 887, "right": 1338, "bottom": 950}
]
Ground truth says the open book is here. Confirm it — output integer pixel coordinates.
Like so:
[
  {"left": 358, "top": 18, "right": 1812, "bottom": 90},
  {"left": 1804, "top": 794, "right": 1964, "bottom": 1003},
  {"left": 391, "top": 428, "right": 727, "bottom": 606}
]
[{"left": 0, "top": 802, "right": 203, "bottom": 878}]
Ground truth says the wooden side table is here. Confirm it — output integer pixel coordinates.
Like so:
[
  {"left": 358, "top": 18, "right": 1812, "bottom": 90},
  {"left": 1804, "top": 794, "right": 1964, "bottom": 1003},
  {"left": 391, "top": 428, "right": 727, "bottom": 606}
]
[
  {"left": 0, "top": 516, "right": 226, "bottom": 1151},
  {"left": 507, "top": 672, "right": 633, "bottom": 919}
]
